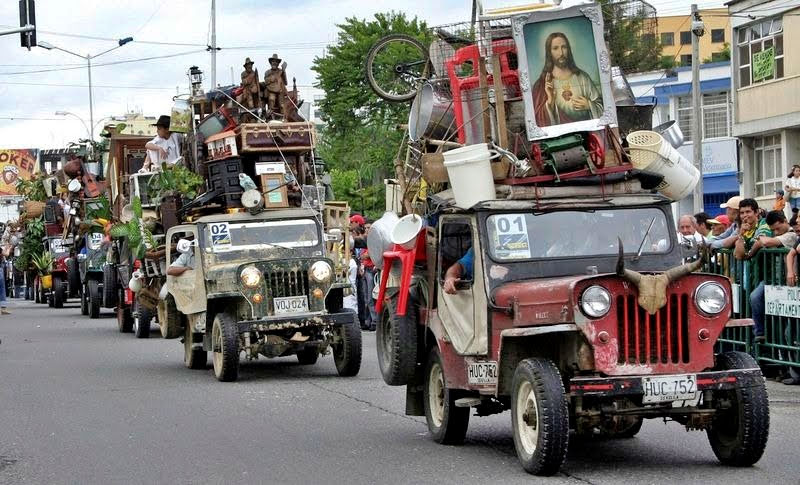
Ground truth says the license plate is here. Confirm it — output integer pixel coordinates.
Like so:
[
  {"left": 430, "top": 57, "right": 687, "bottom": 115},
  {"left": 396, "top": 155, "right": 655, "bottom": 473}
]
[
  {"left": 467, "top": 362, "right": 498, "bottom": 385},
  {"left": 642, "top": 374, "right": 697, "bottom": 404},
  {"left": 273, "top": 296, "right": 309, "bottom": 315}
]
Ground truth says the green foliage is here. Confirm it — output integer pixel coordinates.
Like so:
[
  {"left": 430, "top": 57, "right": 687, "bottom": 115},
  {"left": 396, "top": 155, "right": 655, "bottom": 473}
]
[
  {"left": 148, "top": 163, "right": 205, "bottom": 201},
  {"left": 16, "top": 174, "right": 48, "bottom": 201},
  {"left": 600, "top": 1, "right": 662, "bottom": 74},
  {"left": 704, "top": 43, "right": 731, "bottom": 64},
  {"left": 109, "top": 196, "right": 148, "bottom": 259},
  {"left": 312, "top": 12, "right": 429, "bottom": 134},
  {"left": 15, "top": 216, "right": 45, "bottom": 271},
  {"left": 85, "top": 194, "right": 112, "bottom": 221},
  {"left": 32, "top": 251, "right": 53, "bottom": 275},
  {"left": 313, "top": 12, "right": 425, "bottom": 214}
]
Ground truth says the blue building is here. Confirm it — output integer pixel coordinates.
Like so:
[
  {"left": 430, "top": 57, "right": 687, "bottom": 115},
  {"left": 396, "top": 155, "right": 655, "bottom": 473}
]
[{"left": 628, "top": 61, "right": 738, "bottom": 217}]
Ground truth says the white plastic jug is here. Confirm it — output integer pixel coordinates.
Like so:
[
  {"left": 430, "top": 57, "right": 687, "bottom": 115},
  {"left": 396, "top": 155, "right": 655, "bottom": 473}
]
[
  {"left": 627, "top": 131, "right": 700, "bottom": 201},
  {"left": 391, "top": 214, "right": 423, "bottom": 250},
  {"left": 443, "top": 143, "right": 497, "bottom": 209}
]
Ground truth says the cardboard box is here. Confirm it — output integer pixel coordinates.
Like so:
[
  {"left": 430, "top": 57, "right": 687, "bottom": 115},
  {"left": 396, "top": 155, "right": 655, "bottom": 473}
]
[{"left": 260, "top": 174, "right": 289, "bottom": 208}]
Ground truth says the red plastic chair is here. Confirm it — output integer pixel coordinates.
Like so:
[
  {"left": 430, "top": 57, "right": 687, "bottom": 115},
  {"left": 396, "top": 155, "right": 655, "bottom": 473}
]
[{"left": 374, "top": 229, "right": 427, "bottom": 317}]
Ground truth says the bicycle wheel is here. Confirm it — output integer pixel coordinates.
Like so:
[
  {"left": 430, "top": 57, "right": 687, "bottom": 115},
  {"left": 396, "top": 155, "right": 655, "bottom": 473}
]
[{"left": 366, "top": 34, "right": 430, "bottom": 102}]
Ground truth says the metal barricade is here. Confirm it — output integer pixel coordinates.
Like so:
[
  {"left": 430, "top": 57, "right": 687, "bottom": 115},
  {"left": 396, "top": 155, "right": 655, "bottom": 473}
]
[{"left": 707, "top": 247, "right": 800, "bottom": 369}]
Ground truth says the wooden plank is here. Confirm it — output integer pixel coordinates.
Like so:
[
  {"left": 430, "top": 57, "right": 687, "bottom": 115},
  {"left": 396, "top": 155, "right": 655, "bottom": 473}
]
[
  {"left": 477, "top": 55, "right": 492, "bottom": 144},
  {"left": 491, "top": 54, "right": 508, "bottom": 149}
]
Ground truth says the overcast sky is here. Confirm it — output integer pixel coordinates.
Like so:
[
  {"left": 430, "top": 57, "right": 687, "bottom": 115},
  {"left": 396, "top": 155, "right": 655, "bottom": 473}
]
[{"left": 0, "top": 0, "right": 725, "bottom": 149}]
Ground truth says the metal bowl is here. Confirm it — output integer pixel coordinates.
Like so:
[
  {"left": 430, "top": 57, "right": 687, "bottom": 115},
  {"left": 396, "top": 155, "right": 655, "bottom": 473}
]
[{"left": 653, "top": 119, "right": 685, "bottom": 149}]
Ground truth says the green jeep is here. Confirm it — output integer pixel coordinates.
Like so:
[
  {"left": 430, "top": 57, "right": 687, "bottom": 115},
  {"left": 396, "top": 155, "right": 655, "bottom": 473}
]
[{"left": 163, "top": 209, "right": 361, "bottom": 382}]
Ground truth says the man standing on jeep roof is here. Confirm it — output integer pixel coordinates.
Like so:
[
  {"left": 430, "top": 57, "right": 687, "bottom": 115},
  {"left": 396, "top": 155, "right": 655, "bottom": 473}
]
[{"left": 143, "top": 115, "right": 183, "bottom": 171}]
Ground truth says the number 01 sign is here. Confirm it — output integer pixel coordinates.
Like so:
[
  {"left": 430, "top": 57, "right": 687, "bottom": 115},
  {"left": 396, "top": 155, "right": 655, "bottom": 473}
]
[{"left": 493, "top": 214, "right": 531, "bottom": 259}]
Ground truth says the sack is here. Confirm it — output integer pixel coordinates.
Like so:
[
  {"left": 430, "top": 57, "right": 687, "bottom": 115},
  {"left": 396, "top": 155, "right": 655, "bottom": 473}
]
[{"left": 137, "top": 285, "right": 160, "bottom": 310}]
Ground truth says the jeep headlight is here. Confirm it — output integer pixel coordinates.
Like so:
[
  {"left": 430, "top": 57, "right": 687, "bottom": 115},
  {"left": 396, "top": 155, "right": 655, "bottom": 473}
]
[
  {"left": 580, "top": 285, "right": 611, "bottom": 318},
  {"left": 310, "top": 261, "right": 332, "bottom": 283},
  {"left": 695, "top": 282, "right": 726, "bottom": 314},
  {"left": 240, "top": 266, "right": 262, "bottom": 288}
]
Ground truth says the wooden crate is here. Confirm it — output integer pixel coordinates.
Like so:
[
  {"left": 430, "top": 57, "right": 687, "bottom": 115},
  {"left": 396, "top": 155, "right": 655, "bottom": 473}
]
[
  {"left": 237, "top": 122, "right": 316, "bottom": 153},
  {"left": 260, "top": 174, "right": 289, "bottom": 209},
  {"left": 323, "top": 202, "right": 350, "bottom": 285}
]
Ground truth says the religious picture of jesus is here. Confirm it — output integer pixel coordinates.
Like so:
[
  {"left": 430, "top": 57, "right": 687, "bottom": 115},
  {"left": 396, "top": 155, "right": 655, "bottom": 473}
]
[{"left": 531, "top": 32, "right": 603, "bottom": 127}]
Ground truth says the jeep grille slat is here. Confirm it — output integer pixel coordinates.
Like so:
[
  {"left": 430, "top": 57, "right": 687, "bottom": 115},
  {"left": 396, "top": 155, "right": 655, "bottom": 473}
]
[{"left": 616, "top": 292, "right": 690, "bottom": 365}]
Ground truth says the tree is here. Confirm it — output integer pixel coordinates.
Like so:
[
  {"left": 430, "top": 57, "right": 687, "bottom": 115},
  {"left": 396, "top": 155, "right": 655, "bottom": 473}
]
[
  {"left": 600, "top": 0, "right": 663, "bottom": 74},
  {"left": 312, "top": 12, "right": 429, "bottom": 214},
  {"left": 704, "top": 42, "right": 731, "bottom": 64}
]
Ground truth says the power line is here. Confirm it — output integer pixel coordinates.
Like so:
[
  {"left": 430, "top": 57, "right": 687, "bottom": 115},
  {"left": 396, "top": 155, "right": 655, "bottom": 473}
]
[
  {"left": 0, "top": 24, "right": 206, "bottom": 47},
  {"left": 134, "top": 0, "right": 167, "bottom": 36},
  {"left": 0, "top": 117, "right": 70, "bottom": 121},
  {"left": 0, "top": 49, "right": 207, "bottom": 76},
  {"left": 0, "top": 81, "right": 173, "bottom": 90}
]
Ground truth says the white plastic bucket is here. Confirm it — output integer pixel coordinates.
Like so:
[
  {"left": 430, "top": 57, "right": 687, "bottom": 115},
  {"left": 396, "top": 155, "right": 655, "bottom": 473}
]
[
  {"left": 627, "top": 130, "right": 700, "bottom": 201},
  {"left": 391, "top": 214, "right": 423, "bottom": 250},
  {"left": 443, "top": 143, "right": 497, "bottom": 208}
]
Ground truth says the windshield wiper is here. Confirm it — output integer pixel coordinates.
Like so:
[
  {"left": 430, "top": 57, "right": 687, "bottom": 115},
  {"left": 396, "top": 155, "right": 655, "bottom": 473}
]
[{"left": 633, "top": 216, "right": 656, "bottom": 261}]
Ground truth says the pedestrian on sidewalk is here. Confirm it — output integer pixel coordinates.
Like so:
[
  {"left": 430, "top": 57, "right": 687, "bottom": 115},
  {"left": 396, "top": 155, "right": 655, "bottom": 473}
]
[
  {"left": 785, "top": 165, "right": 800, "bottom": 214},
  {"left": 0, "top": 254, "right": 10, "bottom": 314}
]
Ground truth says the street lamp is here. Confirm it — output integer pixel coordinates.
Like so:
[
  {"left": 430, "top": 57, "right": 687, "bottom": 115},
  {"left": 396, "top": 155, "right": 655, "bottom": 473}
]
[
  {"left": 38, "top": 36, "right": 133, "bottom": 146},
  {"left": 188, "top": 66, "right": 204, "bottom": 98},
  {"left": 54, "top": 110, "right": 89, "bottom": 138}
]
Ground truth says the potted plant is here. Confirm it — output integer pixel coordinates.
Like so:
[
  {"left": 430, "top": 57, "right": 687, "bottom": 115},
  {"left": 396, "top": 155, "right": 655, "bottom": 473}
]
[
  {"left": 32, "top": 252, "right": 54, "bottom": 289},
  {"left": 148, "top": 163, "right": 205, "bottom": 231}
]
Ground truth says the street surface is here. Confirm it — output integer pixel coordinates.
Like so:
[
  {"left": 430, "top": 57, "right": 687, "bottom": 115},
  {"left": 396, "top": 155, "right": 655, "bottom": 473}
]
[{"left": 1, "top": 298, "right": 798, "bottom": 485}]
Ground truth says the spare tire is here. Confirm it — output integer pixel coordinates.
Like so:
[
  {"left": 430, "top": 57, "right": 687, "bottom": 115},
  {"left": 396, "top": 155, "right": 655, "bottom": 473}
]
[
  {"left": 102, "top": 264, "right": 118, "bottom": 308},
  {"left": 377, "top": 296, "right": 418, "bottom": 386}
]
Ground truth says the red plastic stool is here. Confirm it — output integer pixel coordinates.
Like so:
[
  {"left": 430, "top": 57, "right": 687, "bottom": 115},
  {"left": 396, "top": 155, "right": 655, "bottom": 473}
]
[{"left": 374, "top": 230, "right": 427, "bottom": 317}]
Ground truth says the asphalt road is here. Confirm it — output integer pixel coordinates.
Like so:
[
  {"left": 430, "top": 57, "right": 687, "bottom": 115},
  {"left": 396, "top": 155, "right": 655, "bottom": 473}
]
[{"left": 1, "top": 298, "right": 799, "bottom": 485}]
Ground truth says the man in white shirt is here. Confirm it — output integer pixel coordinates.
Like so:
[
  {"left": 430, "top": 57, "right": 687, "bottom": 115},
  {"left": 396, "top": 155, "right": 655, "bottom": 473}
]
[
  {"left": 143, "top": 115, "right": 183, "bottom": 171},
  {"left": 677, "top": 214, "right": 705, "bottom": 246}
]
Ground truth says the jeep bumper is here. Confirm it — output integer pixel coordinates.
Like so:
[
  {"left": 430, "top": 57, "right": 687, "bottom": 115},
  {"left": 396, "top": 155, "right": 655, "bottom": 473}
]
[
  {"left": 569, "top": 367, "right": 764, "bottom": 398},
  {"left": 236, "top": 311, "right": 355, "bottom": 333}
]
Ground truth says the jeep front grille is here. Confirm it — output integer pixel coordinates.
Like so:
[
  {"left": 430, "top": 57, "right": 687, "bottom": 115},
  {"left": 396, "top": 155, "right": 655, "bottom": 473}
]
[
  {"left": 616, "top": 293, "right": 690, "bottom": 365},
  {"left": 265, "top": 266, "right": 310, "bottom": 299}
]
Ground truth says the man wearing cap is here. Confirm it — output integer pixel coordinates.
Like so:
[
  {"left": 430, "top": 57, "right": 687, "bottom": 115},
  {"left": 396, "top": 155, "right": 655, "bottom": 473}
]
[
  {"left": 143, "top": 115, "right": 183, "bottom": 170},
  {"left": 710, "top": 195, "right": 742, "bottom": 249},
  {"left": 708, "top": 215, "right": 730, "bottom": 238},
  {"left": 167, "top": 238, "right": 195, "bottom": 277},
  {"left": 238, "top": 57, "right": 261, "bottom": 115},
  {"left": 263, "top": 53, "right": 287, "bottom": 114}
]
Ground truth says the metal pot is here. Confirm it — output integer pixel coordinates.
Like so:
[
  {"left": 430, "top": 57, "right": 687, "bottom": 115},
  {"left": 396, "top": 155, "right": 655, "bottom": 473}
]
[
  {"left": 408, "top": 83, "right": 456, "bottom": 142},
  {"left": 653, "top": 119, "right": 685, "bottom": 149},
  {"left": 610, "top": 66, "right": 635, "bottom": 106}
]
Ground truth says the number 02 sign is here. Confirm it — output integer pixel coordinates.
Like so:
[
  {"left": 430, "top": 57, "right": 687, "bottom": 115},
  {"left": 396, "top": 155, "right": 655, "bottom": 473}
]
[
  {"left": 209, "top": 222, "right": 231, "bottom": 250},
  {"left": 493, "top": 214, "right": 531, "bottom": 259}
]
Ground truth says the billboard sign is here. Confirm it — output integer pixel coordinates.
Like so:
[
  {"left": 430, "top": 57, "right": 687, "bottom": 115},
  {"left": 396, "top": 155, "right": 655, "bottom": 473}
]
[{"left": 0, "top": 149, "right": 38, "bottom": 195}]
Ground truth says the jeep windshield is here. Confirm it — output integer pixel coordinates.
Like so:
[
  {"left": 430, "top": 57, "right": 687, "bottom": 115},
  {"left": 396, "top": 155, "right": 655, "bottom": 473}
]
[
  {"left": 202, "top": 218, "right": 322, "bottom": 262},
  {"left": 486, "top": 208, "right": 672, "bottom": 261}
]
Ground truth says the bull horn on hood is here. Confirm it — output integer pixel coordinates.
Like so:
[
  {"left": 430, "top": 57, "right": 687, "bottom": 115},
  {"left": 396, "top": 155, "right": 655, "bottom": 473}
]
[
  {"left": 616, "top": 237, "right": 642, "bottom": 285},
  {"left": 664, "top": 242, "right": 706, "bottom": 283}
]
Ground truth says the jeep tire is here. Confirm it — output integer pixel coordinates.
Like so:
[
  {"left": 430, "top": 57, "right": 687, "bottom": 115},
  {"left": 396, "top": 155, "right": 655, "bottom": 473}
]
[
  {"left": 158, "top": 295, "right": 183, "bottom": 339},
  {"left": 707, "top": 351, "right": 769, "bottom": 467},
  {"left": 377, "top": 296, "right": 417, "bottom": 386},
  {"left": 333, "top": 315, "right": 362, "bottom": 377},
  {"left": 424, "top": 346, "right": 469, "bottom": 445},
  {"left": 134, "top": 300, "right": 153, "bottom": 339},
  {"left": 80, "top": 284, "right": 89, "bottom": 316},
  {"left": 103, "top": 264, "right": 117, "bottom": 308},
  {"left": 212, "top": 311, "right": 239, "bottom": 382},
  {"left": 88, "top": 280, "right": 101, "bottom": 319},
  {"left": 511, "top": 358, "right": 569, "bottom": 476},
  {"left": 67, "top": 259, "right": 81, "bottom": 298},
  {"left": 52, "top": 275, "right": 64, "bottom": 308},
  {"left": 296, "top": 347, "right": 319, "bottom": 365}
]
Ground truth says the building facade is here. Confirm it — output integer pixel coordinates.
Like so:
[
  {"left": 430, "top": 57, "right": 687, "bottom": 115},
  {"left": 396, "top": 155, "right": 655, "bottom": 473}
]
[
  {"left": 729, "top": 0, "right": 800, "bottom": 211},
  {"left": 658, "top": 8, "right": 732, "bottom": 67},
  {"left": 628, "top": 61, "right": 737, "bottom": 216}
]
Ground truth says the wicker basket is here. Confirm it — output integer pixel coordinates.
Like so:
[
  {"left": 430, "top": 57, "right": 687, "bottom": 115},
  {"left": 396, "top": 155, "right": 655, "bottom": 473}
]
[
  {"left": 625, "top": 130, "right": 664, "bottom": 169},
  {"left": 23, "top": 201, "right": 45, "bottom": 218}
]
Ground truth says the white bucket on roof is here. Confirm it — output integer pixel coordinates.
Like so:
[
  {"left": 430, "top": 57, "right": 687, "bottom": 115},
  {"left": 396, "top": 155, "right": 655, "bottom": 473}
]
[
  {"left": 391, "top": 214, "right": 423, "bottom": 250},
  {"left": 442, "top": 143, "right": 497, "bottom": 209},
  {"left": 627, "top": 130, "right": 700, "bottom": 201}
]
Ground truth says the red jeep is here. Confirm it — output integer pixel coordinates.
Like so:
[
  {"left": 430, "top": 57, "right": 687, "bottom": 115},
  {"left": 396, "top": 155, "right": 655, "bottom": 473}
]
[{"left": 377, "top": 194, "right": 768, "bottom": 475}]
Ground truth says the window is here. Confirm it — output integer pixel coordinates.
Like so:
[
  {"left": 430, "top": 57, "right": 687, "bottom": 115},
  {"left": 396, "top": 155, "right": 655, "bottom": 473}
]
[
  {"left": 642, "top": 33, "right": 656, "bottom": 45},
  {"left": 439, "top": 221, "right": 473, "bottom": 284},
  {"left": 753, "top": 134, "right": 783, "bottom": 198},
  {"left": 680, "top": 31, "right": 692, "bottom": 45},
  {"left": 676, "top": 92, "right": 732, "bottom": 142},
  {"left": 737, "top": 17, "right": 784, "bottom": 87},
  {"left": 680, "top": 54, "right": 692, "bottom": 66},
  {"left": 660, "top": 32, "right": 674, "bottom": 46},
  {"left": 711, "top": 51, "right": 727, "bottom": 62},
  {"left": 711, "top": 28, "right": 725, "bottom": 43}
]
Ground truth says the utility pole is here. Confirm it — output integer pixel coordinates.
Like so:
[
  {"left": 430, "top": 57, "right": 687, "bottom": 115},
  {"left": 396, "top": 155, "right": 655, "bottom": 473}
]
[
  {"left": 210, "top": 0, "right": 217, "bottom": 90},
  {"left": 87, "top": 57, "right": 94, "bottom": 142},
  {"left": 691, "top": 4, "right": 704, "bottom": 214}
]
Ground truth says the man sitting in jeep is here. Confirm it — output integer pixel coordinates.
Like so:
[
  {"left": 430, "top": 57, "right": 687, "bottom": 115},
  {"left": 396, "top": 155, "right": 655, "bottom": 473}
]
[{"left": 167, "top": 239, "right": 194, "bottom": 277}]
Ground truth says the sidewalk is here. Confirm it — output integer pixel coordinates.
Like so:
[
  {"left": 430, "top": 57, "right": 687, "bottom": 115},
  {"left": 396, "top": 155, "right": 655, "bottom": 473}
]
[{"left": 767, "top": 380, "right": 800, "bottom": 404}]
